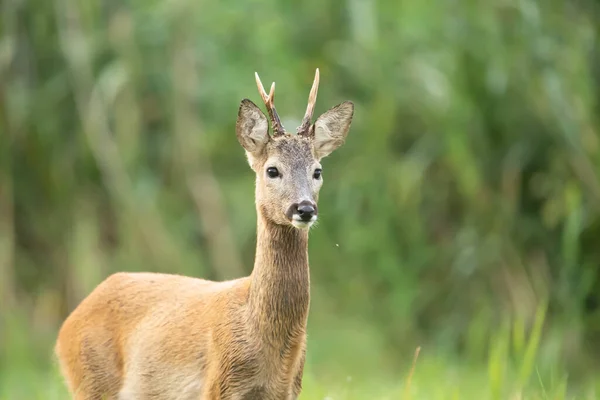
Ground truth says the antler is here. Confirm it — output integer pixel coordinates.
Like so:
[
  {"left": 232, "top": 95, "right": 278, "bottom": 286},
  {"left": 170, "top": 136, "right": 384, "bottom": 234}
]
[
  {"left": 297, "top": 68, "right": 320, "bottom": 136},
  {"left": 255, "top": 72, "right": 285, "bottom": 136}
]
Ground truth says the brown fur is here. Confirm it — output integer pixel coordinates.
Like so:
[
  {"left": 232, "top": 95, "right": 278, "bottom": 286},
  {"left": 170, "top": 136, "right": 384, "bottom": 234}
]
[{"left": 55, "top": 82, "right": 354, "bottom": 400}]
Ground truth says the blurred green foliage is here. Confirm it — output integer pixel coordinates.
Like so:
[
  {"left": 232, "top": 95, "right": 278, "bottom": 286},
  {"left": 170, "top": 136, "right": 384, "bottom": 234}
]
[{"left": 2, "top": 0, "right": 600, "bottom": 397}]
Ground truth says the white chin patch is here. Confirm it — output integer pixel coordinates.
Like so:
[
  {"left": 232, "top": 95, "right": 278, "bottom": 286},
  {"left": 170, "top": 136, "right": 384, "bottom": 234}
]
[{"left": 291, "top": 215, "right": 317, "bottom": 229}]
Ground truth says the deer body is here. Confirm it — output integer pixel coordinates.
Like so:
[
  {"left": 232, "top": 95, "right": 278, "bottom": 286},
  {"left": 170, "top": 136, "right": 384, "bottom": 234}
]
[{"left": 55, "top": 69, "right": 354, "bottom": 400}]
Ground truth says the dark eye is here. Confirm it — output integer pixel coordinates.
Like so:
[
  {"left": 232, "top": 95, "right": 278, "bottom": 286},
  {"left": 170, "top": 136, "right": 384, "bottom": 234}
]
[
  {"left": 313, "top": 168, "right": 322, "bottom": 179},
  {"left": 266, "top": 167, "right": 280, "bottom": 178}
]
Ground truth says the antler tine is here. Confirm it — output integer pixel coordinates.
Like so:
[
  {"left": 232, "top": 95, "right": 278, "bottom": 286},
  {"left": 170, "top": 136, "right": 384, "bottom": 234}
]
[
  {"left": 255, "top": 72, "right": 285, "bottom": 136},
  {"left": 297, "top": 68, "right": 320, "bottom": 136},
  {"left": 254, "top": 72, "right": 270, "bottom": 104}
]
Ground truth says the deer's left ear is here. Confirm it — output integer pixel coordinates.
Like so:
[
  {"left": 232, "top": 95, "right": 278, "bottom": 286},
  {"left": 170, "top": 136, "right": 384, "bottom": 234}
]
[{"left": 311, "top": 101, "right": 354, "bottom": 159}]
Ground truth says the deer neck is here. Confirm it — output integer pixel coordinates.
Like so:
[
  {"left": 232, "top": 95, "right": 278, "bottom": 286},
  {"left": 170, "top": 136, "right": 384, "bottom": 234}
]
[{"left": 248, "top": 211, "right": 310, "bottom": 343}]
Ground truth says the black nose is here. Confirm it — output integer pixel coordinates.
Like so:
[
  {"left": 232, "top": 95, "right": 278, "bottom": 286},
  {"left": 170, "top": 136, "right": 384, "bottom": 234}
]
[{"left": 296, "top": 203, "right": 316, "bottom": 221}]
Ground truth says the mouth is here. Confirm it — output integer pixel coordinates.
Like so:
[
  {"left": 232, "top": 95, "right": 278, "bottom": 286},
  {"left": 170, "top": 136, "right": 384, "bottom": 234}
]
[{"left": 291, "top": 215, "right": 317, "bottom": 229}]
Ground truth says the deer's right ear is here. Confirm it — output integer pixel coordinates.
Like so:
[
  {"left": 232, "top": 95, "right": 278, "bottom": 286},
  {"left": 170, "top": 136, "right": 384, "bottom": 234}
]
[{"left": 236, "top": 99, "right": 269, "bottom": 157}]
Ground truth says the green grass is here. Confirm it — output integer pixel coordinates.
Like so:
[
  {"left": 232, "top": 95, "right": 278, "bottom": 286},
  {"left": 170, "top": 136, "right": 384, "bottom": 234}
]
[
  {"left": 1, "top": 304, "right": 597, "bottom": 400},
  {"left": 0, "top": 351, "right": 593, "bottom": 400}
]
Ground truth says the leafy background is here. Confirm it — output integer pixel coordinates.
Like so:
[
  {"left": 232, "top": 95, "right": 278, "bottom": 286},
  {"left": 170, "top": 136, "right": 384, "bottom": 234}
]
[{"left": 2, "top": 0, "right": 600, "bottom": 398}]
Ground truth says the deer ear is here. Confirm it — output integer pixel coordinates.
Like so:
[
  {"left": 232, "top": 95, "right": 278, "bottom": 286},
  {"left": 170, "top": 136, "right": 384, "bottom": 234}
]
[
  {"left": 236, "top": 99, "right": 269, "bottom": 157},
  {"left": 312, "top": 101, "right": 354, "bottom": 159}
]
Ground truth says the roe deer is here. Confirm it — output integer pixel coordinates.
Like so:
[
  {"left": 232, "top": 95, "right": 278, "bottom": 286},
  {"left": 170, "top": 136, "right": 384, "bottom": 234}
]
[{"left": 54, "top": 68, "right": 354, "bottom": 400}]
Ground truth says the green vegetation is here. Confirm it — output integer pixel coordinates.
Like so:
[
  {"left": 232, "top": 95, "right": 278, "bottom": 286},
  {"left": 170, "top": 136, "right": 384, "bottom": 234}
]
[{"left": 2, "top": 0, "right": 600, "bottom": 398}]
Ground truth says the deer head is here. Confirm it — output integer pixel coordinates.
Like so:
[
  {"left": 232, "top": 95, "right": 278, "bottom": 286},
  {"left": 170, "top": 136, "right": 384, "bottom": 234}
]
[{"left": 236, "top": 69, "right": 354, "bottom": 229}]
